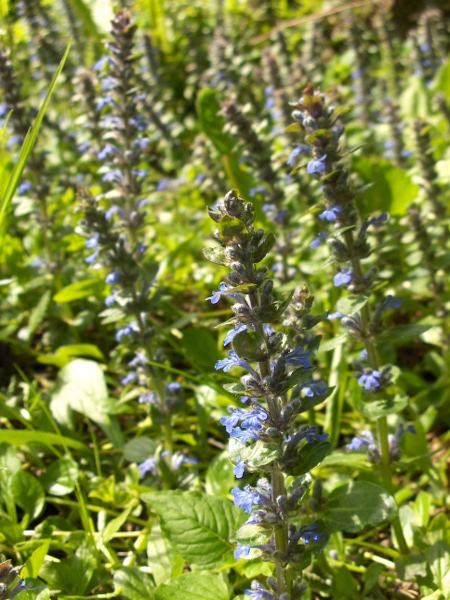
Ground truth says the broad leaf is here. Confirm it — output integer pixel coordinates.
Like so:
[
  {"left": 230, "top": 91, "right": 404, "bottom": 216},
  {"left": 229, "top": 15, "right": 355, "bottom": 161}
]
[
  {"left": 155, "top": 571, "right": 229, "bottom": 600},
  {"left": 325, "top": 481, "right": 398, "bottom": 532},
  {"left": 142, "top": 491, "right": 243, "bottom": 569}
]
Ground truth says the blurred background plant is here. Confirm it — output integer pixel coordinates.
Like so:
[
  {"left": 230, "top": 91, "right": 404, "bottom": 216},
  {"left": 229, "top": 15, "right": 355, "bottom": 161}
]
[{"left": 0, "top": 1, "right": 449, "bottom": 599}]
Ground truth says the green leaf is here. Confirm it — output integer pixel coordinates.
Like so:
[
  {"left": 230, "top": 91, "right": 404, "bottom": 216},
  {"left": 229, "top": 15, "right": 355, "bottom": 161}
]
[
  {"left": 53, "top": 278, "right": 104, "bottom": 303},
  {"left": 318, "top": 334, "right": 348, "bottom": 353},
  {"left": 325, "top": 481, "right": 398, "bottom": 532},
  {"left": 380, "top": 324, "right": 431, "bottom": 342},
  {"left": 251, "top": 233, "right": 276, "bottom": 263},
  {"left": 203, "top": 247, "right": 228, "bottom": 266},
  {"left": 232, "top": 331, "right": 267, "bottom": 361},
  {"left": 205, "top": 451, "right": 236, "bottom": 497},
  {"left": 0, "top": 43, "right": 71, "bottom": 236},
  {"left": 218, "top": 216, "right": 250, "bottom": 244},
  {"left": 155, "top": 571, "right": 229, "bottom": 600},
  {"left": 335, "top": 295, "right": 368, "bottom": 317},
  {"left": 427, "top": 541, "right": 450, "bottom": 594},
  {"left": 288, "top": 366, "right": 317, "bottom": 389},
  {"left": 234, "top": 524, "right": 271, "bottom": 546},
  {"left": 400, "top": 75, "right": 432, "bottom": 120},
  {"left": 97, "top": 506, "right": 133, "bottom": 548},
  {"left": 432, "top": 60, "right": 450, "bottom": 100},
  {"left": 142, "top": 491, "right": 243, "bottom": 569},
  {"left": 39, "top": 456, "right": 79, "bottom": 496},
  {"left": 147, "top": 519, "right": 184, "bottom": 586},
  {"left": 37, "top": 344, "right": 105, "bottom": 367},
  {"left": 282, "top": 441, "right": 331, "bottom": 476},
  {"left": 0, "top": 430, "right": 88, "bottom": 453},
  {"left": 352, "top": 156, "right": 419, "bottom": 216},
  {"left": 229, "top": 438, "right": 281, "bottom": 470},
  {"left": 180, "top": 328, "right": 221, "bottom": 371},
  {"left": 223, "top": 382, "right": 247, "bottom": 395},
  {"left": 50, "top": 359, "right": 123, "bottom": 447},
  {"left": 26, "top": 290, "right": 51, "bottom": 341},
  {"left": 114, "top": 567, "right": 155, "bottom": 600},
  {"left": 123, "top": 437, "right": 157, "bottom": 463},
  {"left": 359, "top": 394, "right": 409, "bottom": 419},
  {"left": 21, "top": 541, "right": 50, "bottom": 579},
  {"left": 40, "top": 544, "right": 94, "bottom": 595},
  {"left": 331, "top": 565, "right": 359, "bottom": 600},
  {"left": 10, "top": 471, "right": 45, "bottom": 521}
]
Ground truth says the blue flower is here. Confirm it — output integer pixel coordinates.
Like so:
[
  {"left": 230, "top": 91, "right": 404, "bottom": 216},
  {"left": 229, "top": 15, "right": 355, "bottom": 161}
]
[
  {"left": 102, "top": 170, "right": 123, "bottom": 184},
  {"left": 285, "top": 346, "right": 311, "bottom": 368},
  {"left": 319, "top": 205, "right": 343, "bottom": 222},
  {"left": 249, "top": 186, "right": 267, "bottom": 197},
  {"left": 223, "top": 323, "right": 248, "bottom": 346},
  {"left": 139, "top": 457, "right": 158, "bottom": 478},
  {"left": 358, "top": 368, "right": 382, "bottom": 391},
  {"left": 121, "top": 373, "right": 139, "bottom": 386},
  {"left": 383, "top": 295, "right": 402, "bottom": 310},
  {"left": 86, "top": 233, "right": 100, "bottom": 249},
  {"left": 241, "top": 408, "right": 268, "bottom": 431},
  {"left": 347, "top": 430, "right": 375, "bottom": 451},
  {"left": 234, "top": 543, "right": 253, "bottom": 560},
  {"left": 157, "top": 178, "right": 171, "bottom": 191},
  {"left": 310, "top": 231, "right": 329, "bottom": 249},
  {"left": 307, "top": 154, "right": 327, "bottom": 175},
  {"left": 115, "top": 325, "right": 134, "bottom": 342},
  {"left": 360, "top": 349, "right": 368, "bottom": 360},
  {"left": 93, "top": 56, "right": 109, "bottom": 71},
  {"left": 96, "top": 96, "right": 116, "bottom": 110},
  {"left": 287, "top": 144, "right": 311, "bottom": 166},
  {"left": 206, "top": 282, "right": 230, "bottom": 304},
  {"left": 106, "top": 271, "right": 122, "bottom": 285},
  {"left": 130, "top": 116, "right": 147, "bottom": 130},
  {"left": 18, "top": 181, "right": 33, "bottom": 195},
  {"left": 299, "top": 523, "right": 327, "bottom": 544},
  {"left": 230, "top": 427, "right": 261, "bottom": 444},
  {"left": 234, "top": 458, "right": 246, "bottom": 479},
  {"left": 303, "top": 380, "right": 327, "bottom": 397},
  {"left": 128, "top": 352, "right": 147, "bottom": 367},
  {"left": 231, "top": 487, "right": 258, "bottom": 514},
  {"left": 221, "top": 409, "right": 245, "bottom": 434},
  {"left": 85, "top": 250, "right": 100, "bottom": 264},
  {"left": 245, "top": 582, "right": 275, "bottom": 600},
  {"left": 231, "top": 484, "right": 270, "bottom": 513},
  {"left": 98, "top": 144, "right": 118, "bottom": 161},
  {"left": 139, "top": 391, "right": 157, "bottom": 405},
  {"left": 333, "top": 267, "right": 353, "bottom": 287},
  {"left": 328, "top": 311, "right": 344, "bottom": 320},
  {"left": 215, "top": 350, "right": 257, "bottom": 377},
  {"left": 104, "top": 293, "right": 117, "bottom": 307},
  {"left": 301, "top": 426, "right": 329, "bottom": 444},
  {"left": 105, "top": 205, "right": 125, "bottom": 220}
]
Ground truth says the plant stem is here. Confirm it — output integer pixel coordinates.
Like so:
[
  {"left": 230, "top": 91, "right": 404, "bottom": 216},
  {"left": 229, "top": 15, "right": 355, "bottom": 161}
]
[{"left": 251, "top": 291, "right": 290, "bottom": 596}]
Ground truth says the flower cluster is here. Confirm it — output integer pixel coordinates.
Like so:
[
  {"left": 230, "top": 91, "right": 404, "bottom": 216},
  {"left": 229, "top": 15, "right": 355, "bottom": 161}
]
[{"left": 205, "top": 190, "right": 329, "bottom": 599}]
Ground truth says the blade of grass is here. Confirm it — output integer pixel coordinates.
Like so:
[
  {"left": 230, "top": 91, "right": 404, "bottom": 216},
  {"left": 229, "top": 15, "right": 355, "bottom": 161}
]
[{"left": 0, "top": 41, "right": 71, "bottom": 236}]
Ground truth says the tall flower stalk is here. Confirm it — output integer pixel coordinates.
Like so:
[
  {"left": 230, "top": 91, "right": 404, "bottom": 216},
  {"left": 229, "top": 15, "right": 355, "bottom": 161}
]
[
  {"left": 290, "top": 83, "right": 411, "bottom": 554},
  {"left": 205, "top": 190, "right": 330, "bottom": 598}
]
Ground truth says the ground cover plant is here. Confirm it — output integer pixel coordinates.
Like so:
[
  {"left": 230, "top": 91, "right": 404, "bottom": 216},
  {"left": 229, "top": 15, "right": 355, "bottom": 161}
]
[{"left": 0, "top": 0, "right": 449, "bottom": 599}]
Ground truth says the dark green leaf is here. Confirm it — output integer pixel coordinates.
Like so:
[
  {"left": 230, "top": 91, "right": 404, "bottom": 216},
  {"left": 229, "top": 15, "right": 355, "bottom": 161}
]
[
  {"left": 325, "top": 481, "right": 398, "bottom": 532},
  {"left": 232, "top": 331, "right": 268, "bottom": 361},
  {"left": 10, "top": 471, "right": 45, "bottom": 521},
  {"left": 282, "top": 441, "right": 331, "bottom": 476},
  {"left": 359, "top": 395, "right": 409, "bottom": 419}
]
